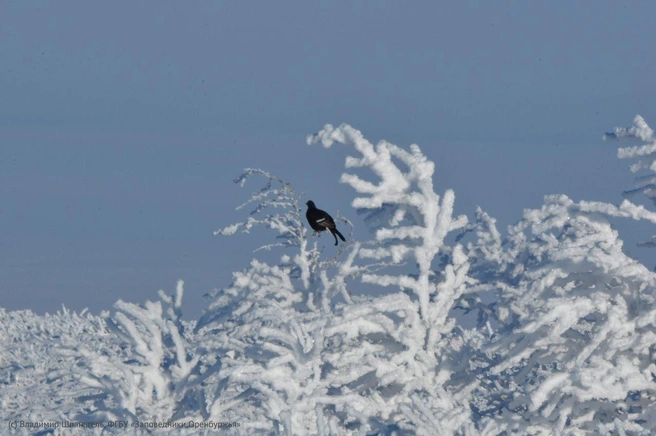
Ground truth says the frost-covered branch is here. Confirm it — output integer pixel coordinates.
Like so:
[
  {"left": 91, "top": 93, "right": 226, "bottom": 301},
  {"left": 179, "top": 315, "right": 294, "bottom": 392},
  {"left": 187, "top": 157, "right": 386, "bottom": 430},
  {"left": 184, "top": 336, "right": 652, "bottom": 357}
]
[
  {"left": 215, "top": 168, "right": 360, "bottom": 294},
  {"left": 215, "top": 169, "right": 304, "bottom": 246},
  {"left": 605, "top": 115, "right": 656, "bottom": 248}
]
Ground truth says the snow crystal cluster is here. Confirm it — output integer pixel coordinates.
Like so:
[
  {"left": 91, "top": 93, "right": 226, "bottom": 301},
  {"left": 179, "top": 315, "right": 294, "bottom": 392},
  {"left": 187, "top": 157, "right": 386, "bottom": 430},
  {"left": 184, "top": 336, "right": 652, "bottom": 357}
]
[{"left": 3, "top": 116, "right": 656, "bottom": 434}]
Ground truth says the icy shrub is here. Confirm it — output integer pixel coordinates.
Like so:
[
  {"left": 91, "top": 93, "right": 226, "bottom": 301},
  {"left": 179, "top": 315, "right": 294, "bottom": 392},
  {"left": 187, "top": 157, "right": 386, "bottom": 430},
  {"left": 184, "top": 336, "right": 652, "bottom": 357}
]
[{"left": 76, "top": 281, "right": 200, "bottom": 425}]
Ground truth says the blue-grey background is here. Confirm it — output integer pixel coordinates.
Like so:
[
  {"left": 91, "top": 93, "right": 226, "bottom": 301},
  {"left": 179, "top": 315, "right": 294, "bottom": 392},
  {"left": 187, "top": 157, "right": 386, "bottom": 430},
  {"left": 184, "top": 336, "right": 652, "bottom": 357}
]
[{"left": 2, "top": 2, "right": 655, "bottom": 319}]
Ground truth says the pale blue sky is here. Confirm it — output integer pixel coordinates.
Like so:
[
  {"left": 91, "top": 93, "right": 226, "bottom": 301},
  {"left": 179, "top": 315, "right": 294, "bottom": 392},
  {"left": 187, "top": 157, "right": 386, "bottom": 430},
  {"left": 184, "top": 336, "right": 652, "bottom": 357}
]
[{"left": 2, "top": 1, "right": 655, "bottom": 318}]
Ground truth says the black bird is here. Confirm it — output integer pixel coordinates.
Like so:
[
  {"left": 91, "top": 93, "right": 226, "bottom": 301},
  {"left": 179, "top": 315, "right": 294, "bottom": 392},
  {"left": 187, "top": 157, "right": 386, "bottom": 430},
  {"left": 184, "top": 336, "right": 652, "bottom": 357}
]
[{"left": 305, "top": 200, "right": 346, "bottom": 245}]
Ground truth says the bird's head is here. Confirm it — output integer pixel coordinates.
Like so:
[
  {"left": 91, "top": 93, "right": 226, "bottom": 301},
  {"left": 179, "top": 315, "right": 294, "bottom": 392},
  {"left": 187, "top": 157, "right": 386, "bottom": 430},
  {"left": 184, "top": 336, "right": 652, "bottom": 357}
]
[{"left": 306, "top": 200, "right": 316, "bottom": 208}]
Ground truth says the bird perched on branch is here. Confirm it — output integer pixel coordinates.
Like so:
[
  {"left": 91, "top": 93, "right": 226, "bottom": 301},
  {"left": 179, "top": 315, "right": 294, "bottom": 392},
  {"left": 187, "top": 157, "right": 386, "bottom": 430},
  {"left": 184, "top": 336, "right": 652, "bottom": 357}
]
[{"left": 305, "top": 200, "right": 346, "bottom": 246}]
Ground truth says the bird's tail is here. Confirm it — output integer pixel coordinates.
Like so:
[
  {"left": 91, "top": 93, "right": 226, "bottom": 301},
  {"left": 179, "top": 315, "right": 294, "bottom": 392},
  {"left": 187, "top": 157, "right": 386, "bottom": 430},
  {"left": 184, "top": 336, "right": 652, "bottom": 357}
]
[{"left": 333, "top": 228, "right": 346, "bottom": 242}]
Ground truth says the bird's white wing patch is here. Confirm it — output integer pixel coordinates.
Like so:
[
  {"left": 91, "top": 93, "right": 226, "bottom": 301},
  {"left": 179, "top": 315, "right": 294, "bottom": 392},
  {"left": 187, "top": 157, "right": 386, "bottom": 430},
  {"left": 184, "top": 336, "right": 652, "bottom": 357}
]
[{"left": 315, "top": 218, "right": 326, "bottom": 223}]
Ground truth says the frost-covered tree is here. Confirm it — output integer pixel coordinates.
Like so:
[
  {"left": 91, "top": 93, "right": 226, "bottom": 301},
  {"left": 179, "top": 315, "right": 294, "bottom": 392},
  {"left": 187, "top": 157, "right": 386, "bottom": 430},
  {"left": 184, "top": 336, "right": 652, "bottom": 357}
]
[
  {"left": 189, "top": 170, "right": 320, "bottom": 429},
  {"left": 195, "top": 169, "right": 370, "bottom": 434},
  {"left": 76, "top": 281, "right": 200, "bottom": 426},
  {"left": 308, "top": 124, "right": 478, "bottom": 434},
  {"left": 465, "top": 194, "right": 656, "bottom": 434}
]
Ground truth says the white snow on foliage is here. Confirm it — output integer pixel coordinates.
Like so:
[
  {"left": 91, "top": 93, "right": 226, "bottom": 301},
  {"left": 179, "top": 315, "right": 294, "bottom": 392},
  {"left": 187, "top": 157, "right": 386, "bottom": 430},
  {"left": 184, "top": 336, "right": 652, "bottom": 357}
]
[{"left": 3, "top": 117, "right": 656, "bottom": 434}]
